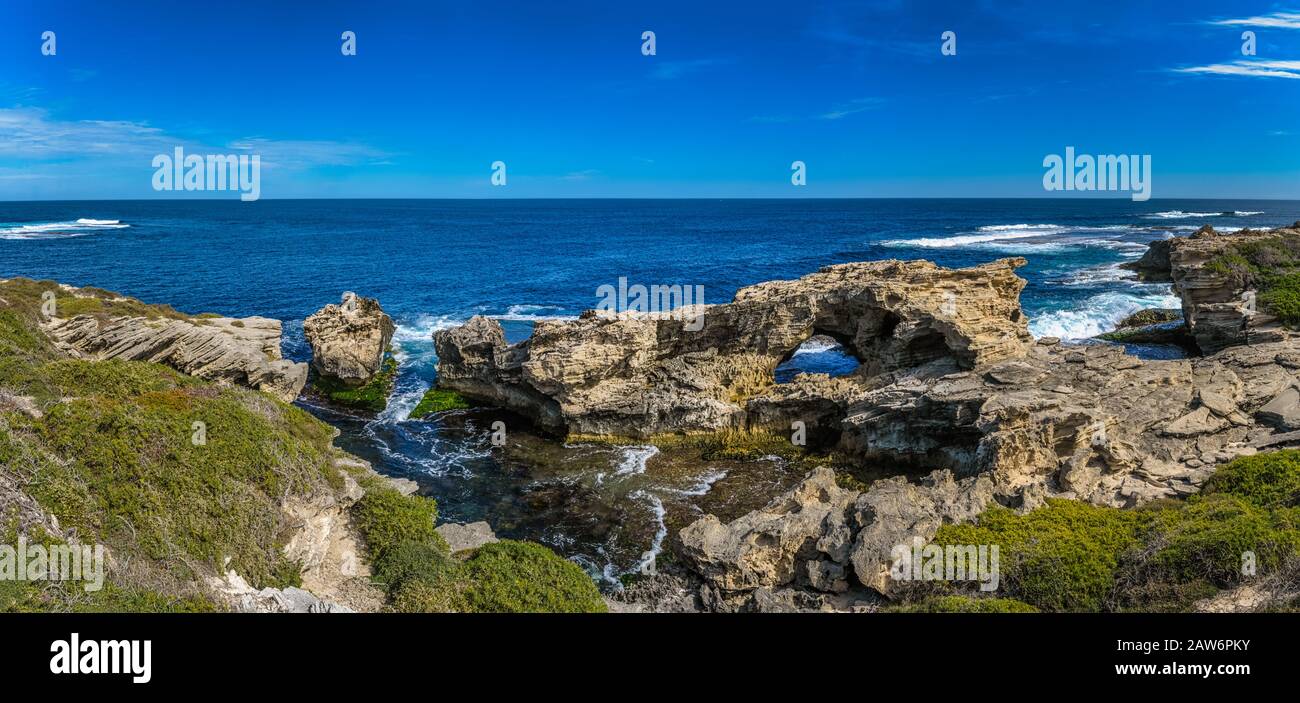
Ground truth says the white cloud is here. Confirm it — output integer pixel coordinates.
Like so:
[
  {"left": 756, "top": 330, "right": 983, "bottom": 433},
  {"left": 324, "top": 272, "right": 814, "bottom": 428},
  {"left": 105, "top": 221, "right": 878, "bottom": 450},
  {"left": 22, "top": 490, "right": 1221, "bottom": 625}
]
[
  {"left": 1174, "top": 60, "right": 1300, "bottom": 80},
  {"left": 0, "top": 107, "right": 389, "bottom": 167},
  {"left": 1210, "top": 12, "right": 1300, "bottom": 29}
]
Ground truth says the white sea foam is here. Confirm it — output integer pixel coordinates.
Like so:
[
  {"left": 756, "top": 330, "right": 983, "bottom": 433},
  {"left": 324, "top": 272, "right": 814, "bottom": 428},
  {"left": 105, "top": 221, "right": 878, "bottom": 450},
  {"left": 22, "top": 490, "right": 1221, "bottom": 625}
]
[
  {"left": 883, "top": 223, "right": 1136, "bottom": 250},
  {"left": 379, "top": 379, "right": 430, "bottom": 423},
  {"left": 1028, "top": 289, "right": 1181, "bottom": 340},
  {"left": 666, "top": 470, "right": 728, "bottom": 497},
  {"left": 613, "top": 445, "right": 659, "bottom": 476},
  {"left": 495, "top": 304, "right": 578, "bottom": 322},
  {"left": 1143, "top": 210, "right": 1262, "bottom": 219},
  {"left": 0, "top": 218, "right": 129, "bottom": 240},
  {"left": 392, "top": 313, "right": 463, "bottom": 343},
  {"left": 1056, "top": 262, "right": 1136, "bottom": 287},
  {"left": 882, "top": 228, "right": 1051, "bottom": 248},
  {"left": 629, "top": 489, "right": 667, "bottom": 575},
  {"left": 792, "top": 337, "right": 841, "bottom": 355}
]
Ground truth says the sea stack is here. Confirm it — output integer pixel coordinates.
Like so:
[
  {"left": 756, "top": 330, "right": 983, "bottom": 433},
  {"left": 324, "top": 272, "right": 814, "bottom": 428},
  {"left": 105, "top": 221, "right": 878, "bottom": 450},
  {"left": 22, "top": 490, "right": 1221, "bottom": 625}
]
[{"left": 304, "top": 292, "right": 396, "bottom": 386}]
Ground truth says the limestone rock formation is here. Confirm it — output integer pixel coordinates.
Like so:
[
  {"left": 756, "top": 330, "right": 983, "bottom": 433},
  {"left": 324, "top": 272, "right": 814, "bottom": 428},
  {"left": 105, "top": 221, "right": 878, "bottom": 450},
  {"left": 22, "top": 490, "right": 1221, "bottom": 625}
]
[
  {"left": 45, "top": 309, "right": 306, "bottom": 402},
  {"left": 439, "top": 226, "right": 1300, "bottom": 610},
  {"left": 436, "top": 521, "right": 500, "bottom": 553},
  {"left": 303, "top": 292, "right": 396, "bottom": 385},
  {"left": 436, "top": 258, "right": 1032, "bottom": 437},
  {"left": 678, "top": 468, "right": 858, "bottom": 592},
  {"left": 1138, "top": 224, "right": 1300, "bottom": 353}
]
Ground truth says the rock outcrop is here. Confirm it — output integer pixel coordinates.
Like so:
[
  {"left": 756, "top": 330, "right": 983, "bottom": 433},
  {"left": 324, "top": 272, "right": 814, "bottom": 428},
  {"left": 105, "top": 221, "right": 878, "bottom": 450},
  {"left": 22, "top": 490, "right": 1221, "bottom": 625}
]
[
  {"left": 303, "top": 292, "right": 396, "bottom": 385},
  {"left": 1128, "top": 223, "right": 1300, "bottom": 354},
  {"left": 436, "top": 521, "right": 499, "bottom": 553},
  {"left": 44, "top": 307, "right": 307, "bottom": 402},
  {"left": 436, "top": 258, "right": 1032, "bottom": 437},
  {"left": 679, "top": 468, "right": 858, "bottom": 592}
]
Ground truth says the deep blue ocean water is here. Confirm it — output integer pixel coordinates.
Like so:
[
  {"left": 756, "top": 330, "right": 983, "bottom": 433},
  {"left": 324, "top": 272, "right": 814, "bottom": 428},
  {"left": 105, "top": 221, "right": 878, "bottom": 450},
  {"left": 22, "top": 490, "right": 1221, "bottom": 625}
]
[{"left": 4, "top": 198, "right": 1299, "bottom": 582}]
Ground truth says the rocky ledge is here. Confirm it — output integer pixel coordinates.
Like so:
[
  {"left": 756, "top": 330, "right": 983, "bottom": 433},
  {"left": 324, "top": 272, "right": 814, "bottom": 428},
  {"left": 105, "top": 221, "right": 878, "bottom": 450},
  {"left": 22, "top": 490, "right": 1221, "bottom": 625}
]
[{"left": 39, "top": 284, "right": 307, "bottom": 402}]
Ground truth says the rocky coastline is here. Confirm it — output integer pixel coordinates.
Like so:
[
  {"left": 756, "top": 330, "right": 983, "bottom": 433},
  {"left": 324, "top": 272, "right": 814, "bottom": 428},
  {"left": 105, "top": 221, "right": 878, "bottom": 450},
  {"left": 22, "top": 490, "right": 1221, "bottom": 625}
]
[
  {"left": 0, "top": 279, "right": 602, "bottom": 613},
  {"left": 434, "top": 222, "right": 1300, "bottom": 613},
  {"left": 5, "top": 223, "right": 1299, "bottom": 613}
]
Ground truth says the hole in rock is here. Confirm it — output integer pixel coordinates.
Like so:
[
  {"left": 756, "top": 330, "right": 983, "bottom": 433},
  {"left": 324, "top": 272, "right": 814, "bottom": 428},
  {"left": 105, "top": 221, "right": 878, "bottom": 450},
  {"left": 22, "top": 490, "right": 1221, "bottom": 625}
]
[{"left": 775, "top": 335, "right": 862, "bottom": 383}]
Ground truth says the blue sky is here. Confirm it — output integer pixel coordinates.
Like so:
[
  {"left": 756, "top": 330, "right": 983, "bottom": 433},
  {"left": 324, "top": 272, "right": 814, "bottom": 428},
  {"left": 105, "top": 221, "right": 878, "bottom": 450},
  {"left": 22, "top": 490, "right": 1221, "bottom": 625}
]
[{"left": 1, "top": 0, "right": 1298, "bottom": 199}]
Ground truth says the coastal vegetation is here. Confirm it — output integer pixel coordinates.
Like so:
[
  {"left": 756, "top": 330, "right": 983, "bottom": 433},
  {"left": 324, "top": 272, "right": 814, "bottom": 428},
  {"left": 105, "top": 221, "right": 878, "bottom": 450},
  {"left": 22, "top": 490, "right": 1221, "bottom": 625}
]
[
  {"left": 0, "top": 278, "right": 605, "bottom": 613},
  {"left": 311, "top": 355, "right": 398, "bottom": 413},
  {"left": 929, "top": 451, "right": 1300, "bottom": 612},
  {"left": 1205, "top": 234, "right": 1300, "bottom": 325},
  {"left": 409, "top": 388, "right": 471, "bottom": 419},
  {"left": 353, "top": 482, "right": 605, "bottom": 613}
]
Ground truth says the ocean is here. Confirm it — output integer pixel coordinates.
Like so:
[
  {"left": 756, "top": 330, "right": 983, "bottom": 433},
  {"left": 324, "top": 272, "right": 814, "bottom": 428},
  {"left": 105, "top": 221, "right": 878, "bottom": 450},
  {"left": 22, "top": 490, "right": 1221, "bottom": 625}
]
[{"left": 3, "top": 198, "right": 1298, "bottom": 584}]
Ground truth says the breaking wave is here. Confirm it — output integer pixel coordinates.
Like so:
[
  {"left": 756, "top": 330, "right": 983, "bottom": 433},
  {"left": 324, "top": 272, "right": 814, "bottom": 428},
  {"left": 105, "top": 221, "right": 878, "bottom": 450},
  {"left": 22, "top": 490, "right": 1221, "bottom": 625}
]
[
  {"left": 1028, "top": 289, "right": 1182, "bottom": 340},
  {"left": 0, "top": 218, "right": 129, "bottom": 240}
]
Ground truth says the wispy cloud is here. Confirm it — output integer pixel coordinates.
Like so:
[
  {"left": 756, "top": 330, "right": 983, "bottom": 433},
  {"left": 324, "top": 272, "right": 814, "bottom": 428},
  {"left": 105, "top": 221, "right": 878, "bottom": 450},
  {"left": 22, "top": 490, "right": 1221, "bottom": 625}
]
[
  {"left": 1209, "top": 11, "right": 1300, "bottom": 29},
  {"left": 649, "top": 58, "right": 731, "bottom": 80},
  {"left": 1174, "top": 59, "right": 1300, "bottom": 80},
  {"left": 0, "top": 107, "right": 390, "bottom": 168},
  {"left": 818, "top": 97, "right": 886, "bottom": 120},
  {"left": 227, "top": 138, "right": 390, "bottom": 170}
]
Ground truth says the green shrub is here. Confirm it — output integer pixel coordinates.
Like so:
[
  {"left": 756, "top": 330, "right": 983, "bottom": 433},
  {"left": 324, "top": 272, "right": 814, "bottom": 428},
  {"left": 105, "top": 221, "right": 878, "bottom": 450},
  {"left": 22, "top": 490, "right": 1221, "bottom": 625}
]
[
  {"left": 1258, "top": 273, "right": 1300, "bottom": 326},
  {"left": 1146, "top": 494, "right": 1298, "bottom": 584},
  {"left": 352, "top": 487, "right": 441, "bottom": 562},
  {"left": 389, "top": 578, "right": 466, "bottom": 613},
  {"left": 370, "top": 538, "right": 455, "bottom": 591},
  {"left": 456, "top": 541, "right": 607, "bottom": 613},
  {"left": 886, "top": 595, "right": 1039, "bottom": 613},
  {"left": 933, "top": 499, "right": 1147, "bottom": 612},
  {"left": 1203, "top": 450, "right": 1300, "bottom": 509}
]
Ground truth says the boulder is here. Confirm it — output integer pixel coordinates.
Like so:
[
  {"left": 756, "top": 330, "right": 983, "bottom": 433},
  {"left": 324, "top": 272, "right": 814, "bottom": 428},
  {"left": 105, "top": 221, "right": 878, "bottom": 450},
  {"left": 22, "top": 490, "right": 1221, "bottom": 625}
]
[
  {"left": 435, "top": 521, "right": 499, "bottom": 553},
  {"left": 678, "top": 468, "right": 858, "bottom": 592},
  {"left": 1256, "top": 383, "right": 1300, "bottom": 431},
  {"left": 303, "top": 292, "right": 395, "bottom": 385}
]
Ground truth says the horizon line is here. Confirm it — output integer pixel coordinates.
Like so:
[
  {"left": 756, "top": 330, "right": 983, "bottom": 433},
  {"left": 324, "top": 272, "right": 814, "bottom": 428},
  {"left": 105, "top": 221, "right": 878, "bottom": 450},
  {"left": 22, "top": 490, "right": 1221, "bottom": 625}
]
[{"left": 2, "top": 196, "right": 1298, "bottom": 203}]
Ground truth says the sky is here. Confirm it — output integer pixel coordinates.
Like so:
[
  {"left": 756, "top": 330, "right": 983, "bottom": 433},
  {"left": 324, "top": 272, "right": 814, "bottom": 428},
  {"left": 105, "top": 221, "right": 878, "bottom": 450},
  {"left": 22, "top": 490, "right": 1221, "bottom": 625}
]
[{"left": 0, "top": 0, "right": 1298, "bottom": 200}]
